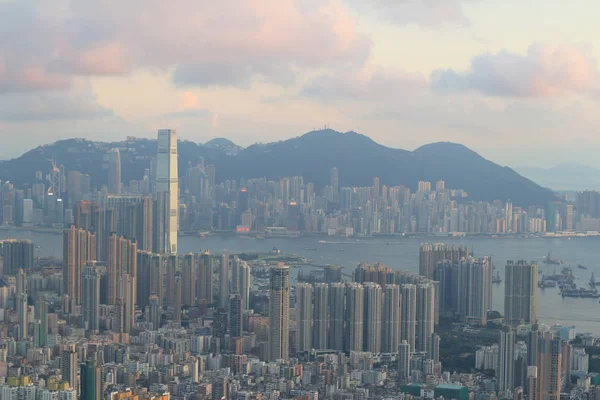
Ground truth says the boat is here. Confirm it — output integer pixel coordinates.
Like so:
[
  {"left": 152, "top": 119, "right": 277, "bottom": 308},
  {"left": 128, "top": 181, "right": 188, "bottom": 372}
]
[
  {"left": 543, "top": 252, "right": 564, "bottom": 265},
  {"left": 578, "top": 264, "right": 588, "bottom": 270},
  {"left": 270, "top": 247, "right": 281, "bottom": 255}
]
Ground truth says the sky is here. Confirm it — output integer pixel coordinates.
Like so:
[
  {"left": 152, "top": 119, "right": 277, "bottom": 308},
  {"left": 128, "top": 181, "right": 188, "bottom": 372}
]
[{"left": 1, "top": 0, "right": 600, "bottom": 168}]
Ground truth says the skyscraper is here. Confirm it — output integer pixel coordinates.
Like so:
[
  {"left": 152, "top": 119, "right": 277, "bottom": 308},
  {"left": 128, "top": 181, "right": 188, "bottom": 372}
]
[
  {"left": 80, "top": 360, "right": 102, "bottom": 400},
  {"left": 330, "top": 167, "right": 339, "bottom": 194},
  {"left": 181, "top": 253, "right": 197, "bottom": 306},
  {"left": 219, "top": 252, "right": 230, "bottom": 309},
  {"left": 62, "top": 349, "right": 78, "bottom": 393},
  {"left": 268, "top": 264, "right": 290, "bottom": 361},
  {"left": 148, "top": 294, "right": 161, "bottom": 330},
  {"left": 119, "top": 273, "right": 135, "bottom": 333},
  {"left": 537, "top": 332, "right": 561, "bottom": 400},
  {"left": 419, "top": 243, "right": 470, "bottom": 280},
  {"left": 81, "top": 262, "right": 100, "bottom": 332},
  {"left": 34, "top": 299, "right": 48, "bottom": 347},
  {"left": 329, "top": 282, "right": 345, "bottom": 351},
  {"left": 401, "top": 284, "right": 417, "bottom": 353},
  {"left": 498, "top": 326, "right": 515, "bottom": 393},
  {"left": 416, "top": 283, "right": 435, "bottom": 356},
  {"left": 345, "top": 283, "right": 364, "bottom": 353},
  {"left": 229, "top": 294, "right": 243, "bottom": 339},
  {"left": 63, "top": 226, "right": 96, "bottom": 307},
  {"left": 107, "top": 148, "right": 122, "bottom": 194},
  {"left": 312, "top": 283, "right": 329, "bottom": 349},
  {"left": 155, "top": 129, "right": 178, "bottom": 254},
  {"left": 198, "top": 251, "right": 213, "bottom": 306},
  {"left": 1, "top": 239, "right": 34, "bottom": 275},
  {"left": 16, "top": 269, "right": 27, "bottom": 340},
  {"left": 363, "top": 282, "right": 382, "bottom": 353},
  {"left": 505, "top": 261, "right": 538, "bottom": 325},
  {"left": 295, "top": 283, "right": 313, "bottom": 352},
  {"left": 457, "top": 257, "right": 493, "bottom": 323},
  {"left": 106, "top": 234, "right": 137, "bottom": 305},
  {"left": 382, "top": 284, "right": 401, "bottom": 353},
  {"left": 398, "top": 340, "right": 411, "bottom": 384}
]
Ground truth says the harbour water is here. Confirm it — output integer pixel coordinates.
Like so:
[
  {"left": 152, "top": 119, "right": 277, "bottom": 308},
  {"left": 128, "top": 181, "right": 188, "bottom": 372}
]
[{"left": 3, "top": 229, "right": 600, "bottom": 334}]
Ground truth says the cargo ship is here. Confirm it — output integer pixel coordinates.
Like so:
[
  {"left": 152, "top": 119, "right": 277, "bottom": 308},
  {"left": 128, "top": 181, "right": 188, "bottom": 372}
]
[{"left": 543, "top": 252, "right": 564, "bottom": 265}]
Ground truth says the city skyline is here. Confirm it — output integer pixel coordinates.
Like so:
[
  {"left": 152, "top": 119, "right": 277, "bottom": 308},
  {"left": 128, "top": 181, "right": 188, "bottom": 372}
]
[{"left": 2, "top": 1, "right": 600, "bottom": 168}]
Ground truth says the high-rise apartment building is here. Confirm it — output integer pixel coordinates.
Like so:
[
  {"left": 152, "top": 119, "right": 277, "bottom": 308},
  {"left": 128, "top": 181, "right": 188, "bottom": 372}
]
[
  {"left": 106, "top": 234, "right": 137, "bottom": 305},
  {"left": 181, "top": 253, "right": 197, "bottom": 306},
  {"left": 400, "top": 284, "right": 417, "bottom": 353},
  {"left": 457, "top": 257, "right": 493, "bottom": 323},
  {"left": 537, "top": 332, "right": 561, "bottom": 400},
  {"left": 229, "top": 294, "right": 243, "bottom": 339},
  {"left": 416, "top": 283, "right": 435, "bottom": 357},
  {"left": 382, "top": 284, "right": 401, "bottom": 353},
  {"left": 61, "top": 349, "right": 78, "bottom": 394},
  {"left": 363, "top": 282, "right": 382, "bottom": 353},
  {"left": 148, "top": 294, "right": 161, "bottom": 330},
  {"left": 1, "top": 239, "right": 34, "bottom": 275},
  {"left": 219, "top": 252, "right": 230, "bottom": 309},
  {"left": 345, "top": 283, "right": 364, "bottom": 353},
  {"left": 419, "top": 243, "right": 470, "bottom": 279},
  {"left": 505, "top": 261, "right": 538, "bottom": 325},
  {"left": 269, "top": 264, "right": 290, "bottom": 361},
  {"left": 295, "top": 283, "right": 313, "bottom": 352},
  {"left": 81, "top": 262, "right": 100, "bottom": 332},
  {"left": 198, "top": 251, "right": 213, "bottom": 306},
  {"left": 398, "top": 340, "right": 411, "bottom": 384},
  {"left": 63, "top": 226, "right": 96, "bottom": 307},
  {"left": 329, "top": 282, "right": 345, "bottom": 351},
  {"left": 155, "top": 129, "right": 178, "bottom": 254},
  {"left": 498, "top": 326, "right": 515, "bottom": 393},
  {"left": 136, "top": 251, "right": 163, "bottom": 309},
  {"left": 330, "top": 167, "right": 339, "bottom": 194},
  {"left": 312, "top": 283, "right": 329, "bottom": 349},
  {"left": 16, "top": 269, "right": 27, "bottom": 340},
  {"left": 80, "top": 360, "right": 102, "bottom": 400},
  {"left": 107, "top": 148, "right": 122, "bottom": 194}
]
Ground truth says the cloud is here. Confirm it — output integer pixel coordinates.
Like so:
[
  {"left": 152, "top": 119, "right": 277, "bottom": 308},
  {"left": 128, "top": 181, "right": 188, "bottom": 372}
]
[
  {"left": 302, "top": 66, "right": 427, "bottom": 101},
  {"left": 0, "top": 0, "right": 370, "bottom": 91},
  {"left": 0, "top": 84, "right": 113, "bottom": 121},
  {"left": 345, "top": 0, "right": 469, "bottom": 27},
  {"left": 431, "top": 43, "right": 600, "bottom": 97}
]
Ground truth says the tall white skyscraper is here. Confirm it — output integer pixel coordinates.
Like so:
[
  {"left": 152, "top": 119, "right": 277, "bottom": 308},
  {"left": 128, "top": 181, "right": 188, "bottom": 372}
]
[
  {"left": 295, "top": 283, "right": 313, "bottom": 352},
  {"left": 155, "top": 129, "right": 178, "bottom": 254},
  {"left": 107, "top": 148, "right": 122, "bottom": 194},
  {"left": 383, "top": 284, "right": 402, "bottom": 353},
  {"left": 269, "top": 264, "right": 290, "bottom": 361}
]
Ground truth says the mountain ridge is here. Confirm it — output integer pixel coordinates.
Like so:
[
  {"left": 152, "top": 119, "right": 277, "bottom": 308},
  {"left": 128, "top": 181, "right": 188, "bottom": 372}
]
[{"left": 0, "top": 130, "right": 557, "bottom": 207}]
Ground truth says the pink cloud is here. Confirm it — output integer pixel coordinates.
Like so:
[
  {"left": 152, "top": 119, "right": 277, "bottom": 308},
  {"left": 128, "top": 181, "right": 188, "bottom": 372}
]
[{"left": 432, "top": 43, "right": 600, "bottom": 97}]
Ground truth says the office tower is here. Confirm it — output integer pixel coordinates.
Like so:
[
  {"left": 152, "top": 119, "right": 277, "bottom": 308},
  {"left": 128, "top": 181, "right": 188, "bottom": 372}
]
[
  {"left": 119, "top": 273, "right": 135, "bottom": 333},
  {"left": 382, "top": 284, "right": 401, "bottom": 353},
  {"left": 229, "top": 294, "right": 243, "bottom": 339},
  {"left": 456, "top": 257, "right": 492, "bottom": 323},
  {"left": 330, "top": 167, "right": 339, "bottom": 194},
  {"left": 312, "top": 283, "right": 328, "bottom": 349},
  {"left": 268, "top": 264, "right": 290, "bottom": 361},
  {"left": 155, "top": 129, "right": 179, "bottom": 254},
  {"left": 363, "top": 282, "right": 382, "bottom": 353},
  {"left": 80, "top": 360, "right": 102, "bottom": 400},
  {"left": 1, "top": 239, "right": 34, "bottom": 275},
  {"left": 148, "top": 294, "right": 161, "bottom": 330},
  {"left": 198, "top": 252, "right": 213, "bottom": 305},
  {"left": 537, "top": 332, "right": 561, "bottom": 400},
  {"left": 498, "top": 326, "right": 515, "bottom": 393},
  {"left": 345, "top": 283, "right": 364, "bottom": 353},
  {"left": 401, "top": 284, "right": 417, "bottom": 352},
  {"left": 219, "top": 252, "right": 230, "bottom": 309},
  {"left": 398, "top": 340, "right": 411, "bottom": 384},
  {"left": 62, "top": 350, "right": 78, "bottom": 392},
  {"left": 416, "top": 283, "right": 435, "bottom": 356},
  {"left": 81, "top": 262, "right": 100, "bottom": 332},
  {"left": 107, "top": 148, "right": 122, "bottom": 194},
  {"left": 16, "top": 269, "right": 27, "bottom": 340},
  {"left": 106, "top": 234, "right": 137, "bottom": 305},
  {"left": 295, "top": 283, "right": 313, "bottom": 352},
  {"left": 63, "top": 226, "right": 96, "bottom": 306},
  {"left": 527, "top": 366, "right": 539, "bottom": 400},
  {"left": 181, "top": 253, "right": 197, "bottom": 306},
  {"left": 505, "top": 261, "right": 538, "bottom": 325},
  {"left": 419, "top": 243, "right": 470, "bottom": 280},
  {"left": 34, "top": 300, "right": 48, "bottom": 347},
  {"left": 329, "top": 282, "right": 345, "bottom": 351}
]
